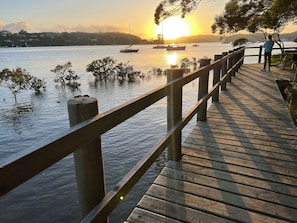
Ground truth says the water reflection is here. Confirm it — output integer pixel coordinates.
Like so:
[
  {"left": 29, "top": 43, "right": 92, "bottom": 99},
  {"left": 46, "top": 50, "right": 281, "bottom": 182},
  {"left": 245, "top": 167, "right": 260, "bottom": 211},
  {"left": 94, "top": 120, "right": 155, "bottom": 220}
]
[
  {"left": 0, "top": 43, "right": 241, "bottom": 222},
  {"left": 166, "top": 53, "right": 178, "bottom": 67},
  {"left": 0, "top": 102, "right": 34, "bottom": 134}
]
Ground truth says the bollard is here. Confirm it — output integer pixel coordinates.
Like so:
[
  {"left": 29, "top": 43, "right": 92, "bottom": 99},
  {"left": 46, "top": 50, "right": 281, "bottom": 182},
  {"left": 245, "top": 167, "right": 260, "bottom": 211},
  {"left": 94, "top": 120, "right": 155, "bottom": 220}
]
[
  {"left": 197, "top": 58, "right": 211, "bottom": 122},
  {"left": 67, "top": 96, "right": 107, "bottom": 222},
  {"left": 167, "top": 69, "right": 183, "bottom": 161}
]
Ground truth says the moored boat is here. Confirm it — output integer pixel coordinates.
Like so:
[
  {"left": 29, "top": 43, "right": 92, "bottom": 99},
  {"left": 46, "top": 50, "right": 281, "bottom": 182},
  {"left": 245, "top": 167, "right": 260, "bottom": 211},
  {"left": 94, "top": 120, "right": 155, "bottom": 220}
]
[
  {"left": 153, "top": 45, "right": 167, "bottom": 49},
  {"left": 120, "top": 24, "right": 139, "bottom": 53},
  {"left": 166, "top": 44, "right": 186, "bottom": 51},
  {"left": 120, "top": 47, "right": 139, "bottom": 53}
]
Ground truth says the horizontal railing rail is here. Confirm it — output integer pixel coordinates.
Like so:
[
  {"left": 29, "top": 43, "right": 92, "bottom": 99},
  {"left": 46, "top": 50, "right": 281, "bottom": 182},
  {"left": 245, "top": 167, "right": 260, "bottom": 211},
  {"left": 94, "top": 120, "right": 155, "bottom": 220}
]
[
  {"left": 245, "top": 46, "right": 297, "bottom": 63},
  {"left": 0, "top": 47, "right": 245, "bottom": 223}
]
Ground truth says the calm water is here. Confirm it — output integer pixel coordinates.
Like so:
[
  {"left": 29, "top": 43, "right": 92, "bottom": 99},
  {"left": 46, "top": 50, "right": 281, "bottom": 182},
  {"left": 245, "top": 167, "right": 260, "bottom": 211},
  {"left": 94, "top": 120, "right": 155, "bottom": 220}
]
[{"left": 0, "top": 42, "right": 261, "bottom": 222}]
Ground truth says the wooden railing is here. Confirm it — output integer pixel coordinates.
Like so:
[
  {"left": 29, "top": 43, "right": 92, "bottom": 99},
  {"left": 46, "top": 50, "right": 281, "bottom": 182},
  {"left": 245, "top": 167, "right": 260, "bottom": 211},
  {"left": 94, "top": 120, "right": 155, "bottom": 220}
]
[
  {"left": 245, "top": 46, "right": 297, "bottom": 63},
  {"left": 0, "top": 47, "right": 245, "bottom": 223}
]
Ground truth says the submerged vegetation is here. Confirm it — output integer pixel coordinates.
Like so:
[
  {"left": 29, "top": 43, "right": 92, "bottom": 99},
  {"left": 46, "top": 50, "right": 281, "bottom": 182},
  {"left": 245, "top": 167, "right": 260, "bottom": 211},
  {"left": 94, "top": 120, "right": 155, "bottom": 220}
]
[
  {"left": 86, "top": 57, "right": 142, "bottom": 82},
  {"left": 0, "top": 55, "right": 203, "bottom": 102},
  {"left": 0, "top": 67, "right": 45, "bottom": 101},
  {"left": 51, "top": 61, "right": 80, "bottom": 89},
  {"left": 0, "top": 57, "right": 168, "bottom": 102}
]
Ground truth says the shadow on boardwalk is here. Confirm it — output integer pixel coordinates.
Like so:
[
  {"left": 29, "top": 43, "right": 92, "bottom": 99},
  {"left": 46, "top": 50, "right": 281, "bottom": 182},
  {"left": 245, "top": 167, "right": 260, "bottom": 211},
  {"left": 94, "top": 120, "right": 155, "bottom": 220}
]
[{"left": 126, "top": 64, "right": 297, "bottom": 223}]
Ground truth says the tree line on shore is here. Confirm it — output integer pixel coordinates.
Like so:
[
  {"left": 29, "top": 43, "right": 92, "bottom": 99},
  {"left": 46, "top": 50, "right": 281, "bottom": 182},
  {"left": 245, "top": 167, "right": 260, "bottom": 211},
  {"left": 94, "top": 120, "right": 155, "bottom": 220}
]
[
  {"left": 1, "top": 29, "right": 296, "bottom": 48},
  {"left": 0, "top": 30, "right": 147, "bottom": 47}
]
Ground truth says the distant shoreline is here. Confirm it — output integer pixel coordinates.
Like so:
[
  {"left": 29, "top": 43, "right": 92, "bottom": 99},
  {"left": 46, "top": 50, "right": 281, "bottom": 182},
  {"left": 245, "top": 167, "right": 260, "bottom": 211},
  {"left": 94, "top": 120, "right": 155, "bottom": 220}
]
[{"left": 1, "top": 30, "right": 296, "bottom": 47}]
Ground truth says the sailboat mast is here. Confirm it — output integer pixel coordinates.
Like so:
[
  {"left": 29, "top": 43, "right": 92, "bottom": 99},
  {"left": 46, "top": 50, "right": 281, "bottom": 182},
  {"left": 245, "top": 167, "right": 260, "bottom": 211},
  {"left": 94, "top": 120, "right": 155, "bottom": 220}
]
[{"left": 129, "top": 24, "right": 131, "bottom": 46}]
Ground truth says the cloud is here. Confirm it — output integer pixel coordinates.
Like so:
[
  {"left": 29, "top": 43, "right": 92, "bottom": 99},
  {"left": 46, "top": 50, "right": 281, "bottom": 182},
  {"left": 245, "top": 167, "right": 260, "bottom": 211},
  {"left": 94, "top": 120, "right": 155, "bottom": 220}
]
[
  {"left": 0, "top": 22, "right": 147, "bottom": 37},
  {"left": 0, "top": 21, "right": 30, "bottom": 32},
  {"left": 38, "top": 24, "right": 127, "bottom": 33}
]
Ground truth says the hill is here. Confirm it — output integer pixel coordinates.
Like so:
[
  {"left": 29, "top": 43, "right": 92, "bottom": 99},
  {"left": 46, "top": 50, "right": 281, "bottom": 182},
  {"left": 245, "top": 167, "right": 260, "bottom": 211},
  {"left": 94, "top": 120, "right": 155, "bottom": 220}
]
[
  {"left": 0, "top": 31, "right": 147, "bottom": 47},
  {"left": 0, "top": 30, "right": 296, "bottom": 47},
  {"left": 173, "top": 31, "right": 297, "bottom": 44}
]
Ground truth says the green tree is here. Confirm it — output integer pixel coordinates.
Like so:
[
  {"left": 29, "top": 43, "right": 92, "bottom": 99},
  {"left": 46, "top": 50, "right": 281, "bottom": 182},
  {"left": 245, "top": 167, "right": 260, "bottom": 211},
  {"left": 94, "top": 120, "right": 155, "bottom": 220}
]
[
  {"left": 0, "top": 67, "right": 45, "bottom": 101},
  {"left": 51, "top": 61, "right": 80, "bottom": 88},
  {"left": 115, "top": 62, "right": 141, "bottom": 82},
  {"left": 211, "top": 0, "right": 297, "bottom": 51},
  {"left": 155, "top": 0, "right": 297, "bottom": 51},
  {"left": 86, "top": 57, "right": 117, "bottom": 80},
  {"left": 154, "top": 0, "right": 202, "bottom": 25},
  {"left": 30, "top": 77, "right": 46, "bottom": 94},
  {"left": 233, "top": 38, "right": 248, "bottom": 47},
  {"left": 86, "top": 57, "right": 142, "bottom": 82}
]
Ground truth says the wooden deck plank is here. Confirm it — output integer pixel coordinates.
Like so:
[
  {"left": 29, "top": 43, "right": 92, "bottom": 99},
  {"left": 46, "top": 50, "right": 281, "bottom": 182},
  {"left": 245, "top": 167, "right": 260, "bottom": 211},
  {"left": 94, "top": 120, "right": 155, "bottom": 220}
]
[
  {"left": 139, "top": 184, "right": 290, "bottom": 223},
  {"left": 152, "top": 175, "right": 297, "bottom": 221},
  {"left": 182, "top": 143, "right": 297, "bottom": 170},
  {"left": 186, "top": 133, "right": 296, "bottom": 160},
  {"left": 128, "top": 196, "right": 236, "bottom": 223},
  {"left": 165, "top": 161, "right": 297, "bottom": 197},
  {"left": 160, "top": 166, "right": 297, "bottom": 209},
  {"left": 126, "top": 64, "right": 297, "bottom": 222},
  {"left": 182, "top": 147, "right": 297, "bottom": 177},
  {"left": 125, "top": 207, "right": 182, "bottom": 223}
]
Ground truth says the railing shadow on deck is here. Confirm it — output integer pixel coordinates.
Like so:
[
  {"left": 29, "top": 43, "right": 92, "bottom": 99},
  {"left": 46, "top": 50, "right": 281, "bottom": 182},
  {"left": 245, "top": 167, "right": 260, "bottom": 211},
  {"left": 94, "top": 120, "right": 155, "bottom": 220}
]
[{"left": 0, "top": 47, "right": 245, "bottom": 223}]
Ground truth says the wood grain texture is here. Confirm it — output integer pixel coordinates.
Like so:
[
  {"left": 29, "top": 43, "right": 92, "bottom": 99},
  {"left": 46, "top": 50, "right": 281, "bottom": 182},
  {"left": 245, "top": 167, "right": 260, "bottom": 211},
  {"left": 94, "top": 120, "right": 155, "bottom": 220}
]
[{"left": 126, "top": 64, "right": 297, "bottom": 223}]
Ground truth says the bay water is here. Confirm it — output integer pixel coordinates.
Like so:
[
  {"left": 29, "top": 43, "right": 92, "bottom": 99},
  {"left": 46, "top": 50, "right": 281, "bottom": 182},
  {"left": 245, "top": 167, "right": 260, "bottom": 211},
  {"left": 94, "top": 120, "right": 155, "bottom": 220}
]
[{"left": 0, "top": 42, "right": 260, "bottom": 222}]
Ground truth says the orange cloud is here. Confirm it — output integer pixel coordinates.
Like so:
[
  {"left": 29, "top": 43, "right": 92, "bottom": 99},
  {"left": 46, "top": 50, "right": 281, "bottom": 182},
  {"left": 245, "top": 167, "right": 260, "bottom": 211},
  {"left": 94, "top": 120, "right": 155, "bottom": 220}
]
[
  {"left": 38, "top": 24, "right": 127, "bottom": 34},
  {"left": 0, "top": 21, "right": 30, "bottom": 32}
]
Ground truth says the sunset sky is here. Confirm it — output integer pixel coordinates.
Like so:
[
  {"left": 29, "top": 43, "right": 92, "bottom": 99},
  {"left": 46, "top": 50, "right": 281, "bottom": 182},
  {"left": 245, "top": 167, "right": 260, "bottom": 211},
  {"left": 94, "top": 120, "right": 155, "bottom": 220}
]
[{"left": 0, "top": 0, "right": 295, "bottom": 40}]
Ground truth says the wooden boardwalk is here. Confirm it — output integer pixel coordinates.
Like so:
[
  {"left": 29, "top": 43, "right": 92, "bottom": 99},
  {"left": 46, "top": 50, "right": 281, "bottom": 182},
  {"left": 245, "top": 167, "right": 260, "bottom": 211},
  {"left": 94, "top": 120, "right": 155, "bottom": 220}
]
[{"left": 126, "top": 64, "right": 297, "bottom": 223}]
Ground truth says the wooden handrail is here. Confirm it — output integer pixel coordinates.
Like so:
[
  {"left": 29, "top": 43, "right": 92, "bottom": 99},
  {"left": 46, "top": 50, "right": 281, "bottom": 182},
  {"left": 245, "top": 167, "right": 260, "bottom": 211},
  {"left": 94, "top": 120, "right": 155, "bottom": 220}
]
[
  {"left": 245, "top": 46, "right": 297, "bottom": 63},
  {"left": 0, "top": 47, "right": 245, "bottom": 222}
]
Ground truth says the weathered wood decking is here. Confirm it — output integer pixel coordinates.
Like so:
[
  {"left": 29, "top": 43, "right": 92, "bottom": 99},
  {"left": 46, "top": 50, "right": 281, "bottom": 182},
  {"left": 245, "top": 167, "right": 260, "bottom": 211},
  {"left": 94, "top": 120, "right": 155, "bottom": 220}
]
[{"left": 126, "top": 64, "right": 297, "bottom": 223}]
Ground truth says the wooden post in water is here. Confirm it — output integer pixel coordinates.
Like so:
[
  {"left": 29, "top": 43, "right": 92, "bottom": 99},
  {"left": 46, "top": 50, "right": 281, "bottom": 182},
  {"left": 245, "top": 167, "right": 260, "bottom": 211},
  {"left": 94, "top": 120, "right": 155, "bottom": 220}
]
[
  {"left": 167, "top": 69, "right": 183, "bottom": 161},
  {"left": 197, "top": 58, "right": 211, "bottom": 122},
  {"left": 221, "top": 52, "right": 228, "bottom": 91},
  {"left": 213, "top": 55, "right": 222, "bottom": 102},
  {"left": 67, "top": 96, "right": 107, "bottom": 222}
]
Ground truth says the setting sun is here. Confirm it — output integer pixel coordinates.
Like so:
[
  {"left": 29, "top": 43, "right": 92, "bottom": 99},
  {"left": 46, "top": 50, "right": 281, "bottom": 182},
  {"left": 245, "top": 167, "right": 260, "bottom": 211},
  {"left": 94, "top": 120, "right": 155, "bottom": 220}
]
[{"left": 155, "top": 17, "right": 190, "bottom": 40}]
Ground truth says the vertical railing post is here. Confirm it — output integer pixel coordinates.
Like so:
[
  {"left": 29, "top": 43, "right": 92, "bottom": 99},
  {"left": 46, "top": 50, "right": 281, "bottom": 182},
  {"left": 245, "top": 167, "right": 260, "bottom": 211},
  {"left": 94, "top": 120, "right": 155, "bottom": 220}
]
[
  {"left": 67, "top": 96, "right": 107, "bottom": 222},
  {"left": 167, "top": 69, "right": 183, "bottom": 161},
  {"left": 221, "top": 52, "right": 228, "bottom": 91},
  {"left": 241, "top": 47, "right": 245, "bottom": 66},
  {"left": 258, "top": 45, "right": 263, "bottom": 63},
  {"left": 213, "top": 54, "right": 222, "bottom": 102},
  {"left": 231, "top": 50, "right": 236, "bottom": 76},
  {"left": 227, "top": 50, "right": 233, "bottom": 82},
  {"left": 197, "top": 58, "right": 211, "bottom": 122},
  {"left": 234, "top": 48, "right": 240, "bottom": 73}
]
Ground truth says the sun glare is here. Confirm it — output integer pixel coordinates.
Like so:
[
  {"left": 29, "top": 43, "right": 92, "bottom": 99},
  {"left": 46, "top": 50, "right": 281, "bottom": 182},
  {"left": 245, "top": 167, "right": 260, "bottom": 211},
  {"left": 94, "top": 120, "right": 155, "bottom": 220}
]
[{"left": 156, "top": 17, "right": 190, "bottom": 40}]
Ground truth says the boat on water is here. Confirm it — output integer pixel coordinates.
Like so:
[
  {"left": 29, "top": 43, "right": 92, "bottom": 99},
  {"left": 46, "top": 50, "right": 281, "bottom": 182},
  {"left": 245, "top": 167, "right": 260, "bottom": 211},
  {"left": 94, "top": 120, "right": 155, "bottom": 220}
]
[
  {"left": 153, "top": 45, "right": 167, "bottom": 49},
  {"left": 192, "top": 44, "right": 199, "bottom": 47},
  {"left": 166, "top": 44, "right": 186, "bottom": 51},
  {"left": 120, "top": 46, "right": 139, "bottom": 53},
  {"left": 120, "top": 24, "right": 139, "bottom": 53}
]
